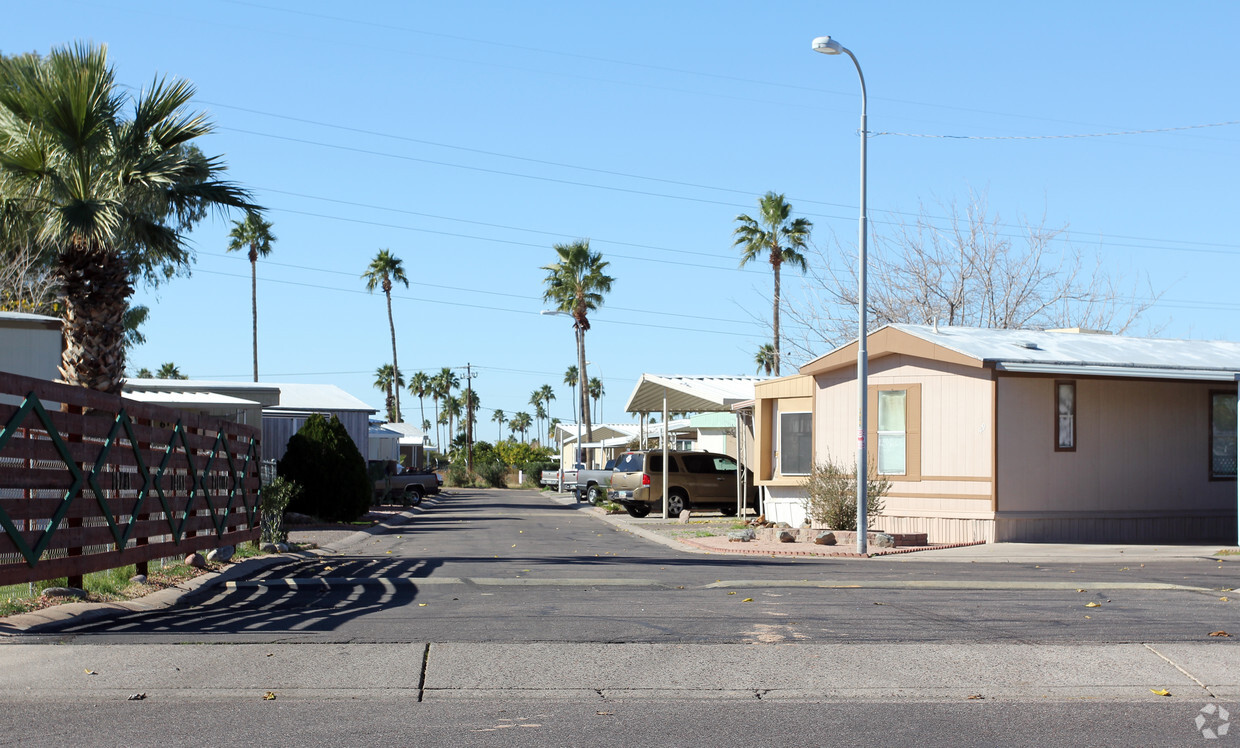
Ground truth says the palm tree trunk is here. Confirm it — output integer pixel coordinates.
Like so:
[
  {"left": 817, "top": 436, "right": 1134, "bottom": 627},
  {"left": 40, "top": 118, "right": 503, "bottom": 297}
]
[
  {"left": 250, "top": 248, "right": 259, "bottom": 382},
  {"left": 772, "top": 255, "right": 782, "bottom": 377},
  {"left": 57, "top": 242, "right": 132, "bottom": 394},
  {"left": 385, "top": 289, "right": 401, "bottom": 421},
  {"left": 577, "top": 323, "right": 593, "bottom": 452}
]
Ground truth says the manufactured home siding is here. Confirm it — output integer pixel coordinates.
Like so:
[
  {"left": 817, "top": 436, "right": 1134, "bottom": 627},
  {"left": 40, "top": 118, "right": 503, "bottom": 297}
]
[{"left": 997, "top": 375, "right": 1233, "bottom": 516}]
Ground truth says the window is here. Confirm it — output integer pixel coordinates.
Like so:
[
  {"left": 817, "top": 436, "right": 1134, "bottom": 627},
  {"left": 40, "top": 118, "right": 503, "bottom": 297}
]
[
  {"left": 1211, "top": 391, "right": 1237, "bottom": 479},
  {"left": 647, "top": 454, "right": 679, "bottom": 473},
  {"left": 680, "top": 454, "right": 716, "bottom": 473},
  {"left": 779, "top": 412, "right": 812, "bottom": 476},
  {"left": 674, "top": 439, "right": 694, "bottom": 451},
  {"left": 1056, "top": 381, "right": 1076, "bottom": 451},
  {"left": 876, "top": 390, "right": 907, "bottom": 475},
  {"left": 614, "top": 452, "right": 643, "bottom": 473}
]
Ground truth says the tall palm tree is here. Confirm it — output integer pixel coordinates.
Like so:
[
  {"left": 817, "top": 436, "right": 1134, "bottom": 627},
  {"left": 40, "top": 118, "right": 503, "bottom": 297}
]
[
  {"left": 226, "top": 211, "right": 276, "bottom": 382},
  {"left": 588, "top": 377, "right": 605, "bottom": 423},
  {"left": 435, "top": 367, "right": 459, "bottom": 448},
  {"left": 755, "top": 343, "right": 776, "bottom": 376},
  {"left": 534, "top": 402, "right": 548, "bottom": 446},
  {"left": 538, "top": 384, "right": 556, "bottom": 432},
  {"left": 529, "top": 390, "right": 544, "bottom": 447},
  {"left": 733, "top": 192, "right": 812, "bottom": 377},
  {"left": 362, "top": 249, "right": 408, "bottom": 421},
  {"left": 443, "top": 394, "right": 461, "bottom": 444},
  {"left": 563, "top": 365, "right": 579, "bottom": 424},
  {"left": 541, "top": 240, "right": 614, "bottom": 447},
  {"left": 492, "top": 409, "right": 507, "bottom": 441},
  {"left": 373, "top": 363, "right": 403, "bottom": 423},
  {"left": 0, "top": 44, "right": 256, "bottom": 393},
  {"left": 548, "top": 417, "right": 561, "bottom": 447},
  {"left": 409, "top": 371, "right": 430, "bottom": 435}
]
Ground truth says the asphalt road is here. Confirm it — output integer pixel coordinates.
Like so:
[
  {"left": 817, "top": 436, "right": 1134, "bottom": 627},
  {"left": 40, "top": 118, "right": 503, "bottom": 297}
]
[{"left": 2, "top": 488, "right": 1237, "bottom": 746}]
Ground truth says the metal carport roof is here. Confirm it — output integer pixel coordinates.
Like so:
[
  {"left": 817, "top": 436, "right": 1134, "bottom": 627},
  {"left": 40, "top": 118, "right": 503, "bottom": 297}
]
[{"left": 623, "top": 374, "right": 765, "bottom": 414}]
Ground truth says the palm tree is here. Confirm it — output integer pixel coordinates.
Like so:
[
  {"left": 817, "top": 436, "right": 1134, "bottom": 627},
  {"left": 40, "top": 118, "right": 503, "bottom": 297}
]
[
  {"left": 492, "top": 409, "right": 507, "bottom": 441},
  {"left": 563, "top": 365, "right": 579, "bottom": 424},
  {"left": 510, "top": 412, "right": 532, "bottom": 443},
  {"left": 463, "top": 389, "right": 480, "bottom": 442},
  {"left": 588, "top": 377, "right": 605, "bottom": 423},
  {"left": 122, "top": 305, "right": 149, "bottom": 351},
  {"left": 541, "top": 240, "right": 614, "bottom": 447},
  {"left": 409, "top": 371, "right": 430, "bottom": 434},
  {"left": 443, "top": 394, "right": 462, "bottom": 444},
  {"left": 0, "top": 44, "right": 256, "bottom": 394},
  {"left": 435, "top": 367, "right": 459, "bottom": 448},
  {"left": 373, "top": 363, "right": 403, "bottom": 423},
  {"left": 362, "top": 249, "right": 408, "bottom": 421},
  {"left": 156, "top": 362, "right": 187, "bottom": 380},
  {"left": 548, "top": 417, "right": 561, "bottom": 447},
  {"left": 534, "top": 402, "right": 548, "bottom": 446},
  {"left": 733, "top": 192, "right": 812, "bottom": 377},
  {"left": 134, "top": 367, "right": 153, "bottom": 378},
  {"left": 538, "top": 384, "right": 556, "bottom": 433},
  {"left": 755, "top": 343, "right": 776, "bottom": 376},
  {"left": 529, "top": 390, "right": 545, "bottom": 447},
  {"left": 226, "top": 211, "right": 276, "bottom": 382}
]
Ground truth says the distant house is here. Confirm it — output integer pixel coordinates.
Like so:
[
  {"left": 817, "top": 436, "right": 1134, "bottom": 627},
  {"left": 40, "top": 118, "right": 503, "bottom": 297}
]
[
  {"left": 376, "top": 421, "right": 434, "bottom": 468},
  {"left": 0, "top": 311, "right": 61, "bottom": 384},
  {"left": 261, "top": 383, "right": 377, "bottom": 463},
  {"left": 123, "top": 379, "right": 280, "bottom": 429},
  {"left": 751, "top": 324, "right": 1240, "bottom": 544}
]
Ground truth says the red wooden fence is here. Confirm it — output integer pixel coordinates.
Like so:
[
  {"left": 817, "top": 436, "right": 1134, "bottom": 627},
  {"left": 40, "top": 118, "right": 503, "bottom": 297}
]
[{"left": 0, "top": 370, "right": 261, "bottom": 587}]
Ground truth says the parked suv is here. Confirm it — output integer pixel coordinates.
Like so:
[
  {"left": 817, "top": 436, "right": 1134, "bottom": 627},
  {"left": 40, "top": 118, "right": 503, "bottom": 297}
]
[{"left": 608, "top": 450, "right": 758, "bottom": 518}]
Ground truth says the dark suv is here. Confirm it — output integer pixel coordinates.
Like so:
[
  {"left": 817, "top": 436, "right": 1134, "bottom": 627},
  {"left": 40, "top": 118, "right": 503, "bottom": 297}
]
[{"left": 607, "top": 450, "right": 758, "bottom": 518}]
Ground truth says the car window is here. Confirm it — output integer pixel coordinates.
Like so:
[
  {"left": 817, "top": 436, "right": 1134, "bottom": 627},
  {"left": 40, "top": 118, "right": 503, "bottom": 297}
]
[
  {"left": 713, "top": 456, "right": 738, "bottom": 472},
  {"left": 647, "top": 454, "right": 679, "bottom": 473},
  {"left": 614, "top": 453, "right": 643, "bottom": 473},
  {"left": 679, "top": 454, "right": 717, "bottom": 473}
]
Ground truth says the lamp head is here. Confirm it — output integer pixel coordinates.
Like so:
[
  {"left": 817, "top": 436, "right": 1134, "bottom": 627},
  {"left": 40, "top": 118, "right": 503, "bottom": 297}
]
[{"left": 812, "top": 36, "right": 844, "bottom": 55}]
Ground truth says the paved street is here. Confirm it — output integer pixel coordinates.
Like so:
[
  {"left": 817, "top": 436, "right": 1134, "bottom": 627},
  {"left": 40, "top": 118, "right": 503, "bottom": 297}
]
[{"left": 1, "top": 488, "right": 1237, "bottom": 745}]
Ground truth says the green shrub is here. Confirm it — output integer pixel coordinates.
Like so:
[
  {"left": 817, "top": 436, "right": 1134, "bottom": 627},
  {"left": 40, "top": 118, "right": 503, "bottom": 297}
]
[
  {"left": 520, "top": 459, "right": 555, "bottom": 489},
  {"left": 800, "top": 457, "right": 889, "bottom": 531},
  {"left": 277, "top": 414, "right": 370, "bottom": 522},
  {"left": 475, "top": 460, "right": 508, "bottom": 488},
  {"left": 445, "top": 459, "right": 470, "bottom": 487},
  {"left": 260, "top": 476, "right": 301, "bottom": 544}
]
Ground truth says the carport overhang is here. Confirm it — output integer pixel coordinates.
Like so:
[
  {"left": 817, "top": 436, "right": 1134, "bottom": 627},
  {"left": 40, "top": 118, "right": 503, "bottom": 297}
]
[{"left": 622, "top": 374, "right": 764, "bottom": 415}]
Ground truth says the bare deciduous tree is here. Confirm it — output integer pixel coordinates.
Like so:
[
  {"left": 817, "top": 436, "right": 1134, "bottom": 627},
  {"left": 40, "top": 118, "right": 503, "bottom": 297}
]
[
  {"left": 787, "top": 193, "right": 1161, "bottom": 359},
  {"left": 0, "top": 242, "right": 59, "bottom": 314}
]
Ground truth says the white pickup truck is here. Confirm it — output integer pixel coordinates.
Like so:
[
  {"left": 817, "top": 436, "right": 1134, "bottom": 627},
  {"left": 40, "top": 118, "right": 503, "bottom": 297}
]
[{"left": 540, "top": 467, "right": 577, "bottom": 491}]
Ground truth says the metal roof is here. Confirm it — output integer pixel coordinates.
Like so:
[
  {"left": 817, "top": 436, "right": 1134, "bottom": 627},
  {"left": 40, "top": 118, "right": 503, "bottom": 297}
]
[
  {"left": 623, "top": 374, "right": 766, "bottom": 414},
  {"left": 892, "top": 324, "right": 1240, "bottom": 380},
  {"left": 267, "top": 383, "right": 377, "bottom": 413},
  {"left": 376, "top": 421, "right": 432, "bottom": 446},
  {"left": 123, "top": 390, "right": 260, "bottom": 408}
]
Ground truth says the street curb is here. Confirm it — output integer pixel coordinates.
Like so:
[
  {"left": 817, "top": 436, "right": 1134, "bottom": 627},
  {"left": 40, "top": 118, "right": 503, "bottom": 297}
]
[
  {"left": 0, "top": 501, "right": 434, "bottom": 636},
  {"left": 543, "top": 493, "right": 715, "bottom": 555}
]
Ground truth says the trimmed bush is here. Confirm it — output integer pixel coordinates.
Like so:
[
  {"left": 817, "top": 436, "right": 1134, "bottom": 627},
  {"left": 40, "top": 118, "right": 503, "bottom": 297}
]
[
  {"left": 475, "top": 460, "right": 508, "bottom": 488},
  {"left": 277, "top": 414, "right": 371, "bottom": 522},
  {"left": 259, "top": 476, "right": 301, "bottom": 545},
  {"left": 520, "top": 459, "right": 555, "bottom": 489}
]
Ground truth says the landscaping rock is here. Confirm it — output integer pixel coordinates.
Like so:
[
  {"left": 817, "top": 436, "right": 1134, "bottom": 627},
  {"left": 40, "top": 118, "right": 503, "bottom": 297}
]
[
  {"left": 727, "top": 529, "right": 756, "bottom": 542},
  {"left": 129, "top": 574, "right": 148, "bottom": 585},
  {"left": 185, "top": 552, "right": 207, "bottom": 569},
  {"left": 206, "top": 545, "right": 235, "bottom": 564},
  {"left": 41, "top": 587, "right": 86, "bottom": 599},
  {"left": 872, "top": 532, "right": 896, "bottom": 548},
  {"left": 275, "top": 542, "right": 290, "bottom": 553},
  {"left": 677, "top": 510, "right": 691, "bottom": 523},
  {"left": 776, "top": 529, "right": 797, "bottom": 543},
  {"left": 775, "top": 522, "right": 792, "bottom": 529},
  {"left": 814, "top": 531, "right": 837, "bottom": 546},
  {"left": 259, "top": 542, "right": 279, "bottom": 554}
]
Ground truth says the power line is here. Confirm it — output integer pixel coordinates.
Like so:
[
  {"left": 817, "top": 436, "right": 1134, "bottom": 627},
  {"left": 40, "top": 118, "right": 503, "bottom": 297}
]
[{"left": 873, "top": 120, "right": 1240, "bottom": 140}]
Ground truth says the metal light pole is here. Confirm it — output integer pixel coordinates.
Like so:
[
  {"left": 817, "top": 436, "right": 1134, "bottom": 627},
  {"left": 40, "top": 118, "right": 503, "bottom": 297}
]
[{"left": 813, "top": 35, "right": 869, "bottom": 555}]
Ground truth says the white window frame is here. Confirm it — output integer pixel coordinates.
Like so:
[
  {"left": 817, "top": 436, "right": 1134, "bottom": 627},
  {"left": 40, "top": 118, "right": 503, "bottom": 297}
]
[{"left": 876, "top": 390, "right": 907, "bottom": 476}]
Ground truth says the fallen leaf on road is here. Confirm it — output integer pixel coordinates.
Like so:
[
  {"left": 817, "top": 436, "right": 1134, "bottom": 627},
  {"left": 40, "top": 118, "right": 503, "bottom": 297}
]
[
  {"left": 967, "top": 694, "right": 984, "bottom": 700},
  {"left": 512, "top": 544, "right": 517, "bottom": 548},
  {"left": 874, "top": 602, "right": 885, "bottom": 606},
  {"left": 1076, "top": 589, "right": 1085, "bottom": 593},
  {"left": 1084, "top": 615, "right": 1091, "bottom": 619},
  {"left": 266, "top": 653, "right": 273, "bottom": 657},
  {"left": 127, "top": 693, "right": 146, "bottom": 701},
  {"left": 1085, "top": 602, "right": 1101, "bottom": 608},
  {"left": 264, "top": 692, "right": 277, "bottom": 700},
  {"left": 1119, "top": 567, "right": 1129, "bottom": 571},
  {"left": 596, "top": 711, "right": 614, "bottom": 716},
  {"left": 1150, "top": 689, "right": 1171, "bottom": 697},
  {"left": 728, "top": 591, "right": 736, "bottom": 595},
  {"left": 385, "top": 551, "right": 392, "bottom": 554},
  {"left": 1209, "top": 631, "right": 1231, "bottom": 637},
  {"left": 1221, "top": 597, "right": 1230, "bottom": 602},
  {"left": 84, "top": 669, "right": 97, "bottom": 675},
  {"left": 742, "top": 598, "right": 753, "bottom": 602}
]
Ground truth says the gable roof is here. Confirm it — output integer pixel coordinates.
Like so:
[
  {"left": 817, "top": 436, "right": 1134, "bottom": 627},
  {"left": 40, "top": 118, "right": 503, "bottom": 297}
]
[
  {"left": 800, "top": 324, "right": 1240, "bottom": 382},
  {"left": 267, "top": 383, "right": 376, "bottom": 413},
  {"left": 623, "top": 374, "right": 765, "bottom": 414}
]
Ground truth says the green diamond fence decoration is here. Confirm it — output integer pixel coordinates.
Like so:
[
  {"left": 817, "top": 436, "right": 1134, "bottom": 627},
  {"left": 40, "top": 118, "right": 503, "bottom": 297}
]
[
  {"left": 0, "top": 392, "right": 86, "bottom": 567},
  {"left": 155, "top": 421, "right": 199, "bottom": 544}
]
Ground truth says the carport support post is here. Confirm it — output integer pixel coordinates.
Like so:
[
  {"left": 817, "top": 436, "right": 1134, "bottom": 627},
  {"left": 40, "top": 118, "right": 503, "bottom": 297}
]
[
  {"left": 1235, "top": 374, "right": 1239, "bottom": 546},
  {"left": 662, "top": 390, "right": 669, "bottom": 520}
]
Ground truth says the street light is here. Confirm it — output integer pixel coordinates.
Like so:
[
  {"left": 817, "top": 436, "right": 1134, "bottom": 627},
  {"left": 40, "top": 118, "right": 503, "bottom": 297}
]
[{"left": 813, "top": 35, "right": 870, "bottom": 555}]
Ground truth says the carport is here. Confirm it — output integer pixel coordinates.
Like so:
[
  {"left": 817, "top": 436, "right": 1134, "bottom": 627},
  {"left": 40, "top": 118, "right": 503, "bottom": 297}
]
[{"left": 622, "top": 375, "right": 764, "bottom": 518}]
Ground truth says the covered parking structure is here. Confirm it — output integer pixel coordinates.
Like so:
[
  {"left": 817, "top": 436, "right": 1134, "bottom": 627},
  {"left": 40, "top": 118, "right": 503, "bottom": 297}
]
[{"left": 622, "top": 374, "right": 764, "bottom": 518}]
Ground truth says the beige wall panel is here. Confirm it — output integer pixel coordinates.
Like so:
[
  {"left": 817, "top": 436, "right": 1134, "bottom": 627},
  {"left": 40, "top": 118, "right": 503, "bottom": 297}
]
[
  {"left": 997, "top": 376, "right": 1234, "bottom": 514},
  {"left": 755, "top": 375, "right": 814, "bottom": 399}
]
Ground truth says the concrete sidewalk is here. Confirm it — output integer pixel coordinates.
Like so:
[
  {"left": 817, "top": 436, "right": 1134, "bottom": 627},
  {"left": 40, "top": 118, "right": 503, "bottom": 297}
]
[
  {"left": 543, "top": 490, "right": 1236, "bottom": 565},
  {"left": 0, "top": 640, "right": 1235, "bottom": 703}
]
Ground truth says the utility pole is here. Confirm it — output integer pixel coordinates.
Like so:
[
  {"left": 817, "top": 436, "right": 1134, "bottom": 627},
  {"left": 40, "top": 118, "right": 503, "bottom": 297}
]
[{"left": 464, "top": 363, "right": 475, "bottom": 474}]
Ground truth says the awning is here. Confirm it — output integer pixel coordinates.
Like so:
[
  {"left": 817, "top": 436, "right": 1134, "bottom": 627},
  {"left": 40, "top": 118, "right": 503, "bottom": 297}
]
[{"left": 623, "top": 374, "right": 765, "bottom": 414}]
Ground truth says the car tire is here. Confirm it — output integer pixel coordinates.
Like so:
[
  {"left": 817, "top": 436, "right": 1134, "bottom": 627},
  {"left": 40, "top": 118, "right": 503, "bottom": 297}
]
[
  {"left": 719, "top": 505, "right": 738, "bottom": 517},
  {"left": 667, "top": 491, "right": 690, "bottom": 516},
  {"left": 625, "top": 503, "right": 652, "bottom": 518},
  {"left": 587, "top": 485, "right": 602, "bottom": 504},
  {"left": 405, "top": 486, "right": 423, "bottom": 507}
]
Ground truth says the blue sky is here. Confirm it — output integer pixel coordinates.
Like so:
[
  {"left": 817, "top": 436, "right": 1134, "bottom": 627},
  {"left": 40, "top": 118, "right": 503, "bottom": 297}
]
[{"left": 5, "top": 1, "right": 1238, "bottom": 435}]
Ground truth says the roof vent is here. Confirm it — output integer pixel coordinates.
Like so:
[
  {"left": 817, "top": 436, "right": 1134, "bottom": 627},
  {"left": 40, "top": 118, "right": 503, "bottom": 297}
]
[{"left": 1018, "top": 341, "right": 1040, "bottom": 350}]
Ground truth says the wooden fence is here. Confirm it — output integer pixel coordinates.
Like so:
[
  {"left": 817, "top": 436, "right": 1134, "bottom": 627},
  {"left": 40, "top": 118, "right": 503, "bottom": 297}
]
[{"left": 0, "top": 370, "right": 261, "bottom": 587}]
